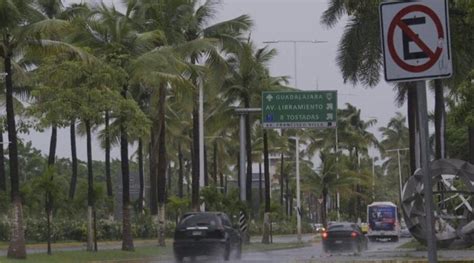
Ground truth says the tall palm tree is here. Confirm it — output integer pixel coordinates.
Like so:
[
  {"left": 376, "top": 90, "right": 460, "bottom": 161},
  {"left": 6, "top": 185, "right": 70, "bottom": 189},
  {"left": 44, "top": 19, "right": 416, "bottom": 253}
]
[
  {"left": 224, "top": 43, "right": 278, "bottom": 208},
  {"left": 170, "top": 0, "right": 252, "bottom": 210},
  {"left": 0, "top": 0, "right": 87, "bottom": 257}
]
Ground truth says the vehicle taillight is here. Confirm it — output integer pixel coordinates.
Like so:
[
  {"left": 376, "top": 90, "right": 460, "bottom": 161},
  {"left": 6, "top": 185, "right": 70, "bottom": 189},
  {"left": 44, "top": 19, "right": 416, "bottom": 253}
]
[
  {"left": 322, "top": 232, "right": 328, "bottom": 239},
  {"left": 351, "top": 231, "right": 358, "bottom": 238}
]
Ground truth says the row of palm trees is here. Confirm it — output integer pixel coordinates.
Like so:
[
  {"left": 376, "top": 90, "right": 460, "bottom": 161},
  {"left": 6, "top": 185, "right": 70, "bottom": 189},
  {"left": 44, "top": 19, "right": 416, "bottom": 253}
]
[{"left": 0, "top": 0, "right": 279, "bottom": 259}]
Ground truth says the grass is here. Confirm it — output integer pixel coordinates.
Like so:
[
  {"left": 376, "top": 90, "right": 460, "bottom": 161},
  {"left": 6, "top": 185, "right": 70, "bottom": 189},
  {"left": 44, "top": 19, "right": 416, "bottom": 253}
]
[
  {"left": 398, "top": 239, "right": 427, "bottom": 250},
  {"left": 0, "top": 241, "right": 308, "bottom": 262},
  {"left": 0, "top": 246, "right": 172, "bottom": 263}
]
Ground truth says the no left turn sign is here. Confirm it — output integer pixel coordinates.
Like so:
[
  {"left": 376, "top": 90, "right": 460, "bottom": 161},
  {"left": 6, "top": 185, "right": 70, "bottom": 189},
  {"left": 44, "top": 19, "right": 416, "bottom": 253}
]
[{"left": 380, "top": 0, "right": 452, "bottom": 82}]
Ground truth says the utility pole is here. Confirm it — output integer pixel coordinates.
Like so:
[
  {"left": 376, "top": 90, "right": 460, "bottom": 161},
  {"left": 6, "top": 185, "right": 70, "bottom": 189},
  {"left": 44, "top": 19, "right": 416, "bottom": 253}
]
[{"left": 289, "top": 136, "right": 302, "bottom": 242}]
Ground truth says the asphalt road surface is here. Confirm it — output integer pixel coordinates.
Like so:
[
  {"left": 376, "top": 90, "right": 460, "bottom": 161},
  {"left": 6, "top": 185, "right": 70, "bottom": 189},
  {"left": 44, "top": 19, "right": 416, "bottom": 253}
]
[{"left": 164, "top": 237, "right": 474, "bottom": 262}]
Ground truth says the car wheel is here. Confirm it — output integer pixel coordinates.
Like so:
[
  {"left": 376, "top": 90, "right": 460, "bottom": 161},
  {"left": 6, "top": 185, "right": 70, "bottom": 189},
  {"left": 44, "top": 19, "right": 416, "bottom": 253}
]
[{"left": 392, "top": 236, "right": 399, "bottom": 242}]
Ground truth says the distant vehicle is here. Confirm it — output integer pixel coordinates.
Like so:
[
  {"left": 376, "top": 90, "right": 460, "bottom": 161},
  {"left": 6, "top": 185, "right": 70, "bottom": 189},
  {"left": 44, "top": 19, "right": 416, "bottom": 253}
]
[
  {"left": 359, "top": 222, "right": 369, "bottom": 234},
  {"left": 312, "top": 223, "right": 326, "bottom": 233},
  {"left": 173, "top": 212, "right": 242, "bottom": 262},
  {"left": 367, "top": 202, "right": 400, "bottom": 242},
  {"left": 322, "top": 222, "right": 368, "bottom": 253}
]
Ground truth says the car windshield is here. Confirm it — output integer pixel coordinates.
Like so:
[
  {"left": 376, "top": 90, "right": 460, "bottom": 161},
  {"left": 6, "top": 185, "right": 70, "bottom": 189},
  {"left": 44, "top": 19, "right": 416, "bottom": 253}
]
[{"left": 179, "top": 214, "right": 219, "bottom": 227}]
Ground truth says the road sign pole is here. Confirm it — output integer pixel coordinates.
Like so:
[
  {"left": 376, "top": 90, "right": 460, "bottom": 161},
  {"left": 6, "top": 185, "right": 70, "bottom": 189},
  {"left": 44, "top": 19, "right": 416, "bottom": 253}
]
[{"left": 416, "top": 80, "right": 438, "bottom": 263}]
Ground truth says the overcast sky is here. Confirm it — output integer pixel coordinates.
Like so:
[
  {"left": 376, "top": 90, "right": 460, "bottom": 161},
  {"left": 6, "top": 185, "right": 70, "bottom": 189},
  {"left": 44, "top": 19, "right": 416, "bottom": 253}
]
[{"left": 20, "top": 0, "right": 436, "bottom": 162}]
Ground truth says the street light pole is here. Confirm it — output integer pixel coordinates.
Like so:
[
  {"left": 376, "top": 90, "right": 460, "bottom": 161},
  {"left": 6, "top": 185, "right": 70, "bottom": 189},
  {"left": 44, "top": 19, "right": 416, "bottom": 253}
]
[
  {"left": 262, "top": 40, "right": 327, "bottom": 88},
  {"left": 386, "top": 148, "right": 409, "bottom": 207}
]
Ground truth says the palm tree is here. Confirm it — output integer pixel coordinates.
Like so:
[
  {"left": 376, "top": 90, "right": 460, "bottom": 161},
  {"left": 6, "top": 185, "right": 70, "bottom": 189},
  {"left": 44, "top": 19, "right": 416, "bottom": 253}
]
[
  {"left": 303, "top": 151, "right": 357, "bottom": 227},
  {"left": 170, "top": 0, "right": 252, "bottom": 210},
  {"left": 224, "top": 43, "right": 279, "bottom": 208},
  {"left": 0, "top": 0, "right": 88, "bottom": 257}
]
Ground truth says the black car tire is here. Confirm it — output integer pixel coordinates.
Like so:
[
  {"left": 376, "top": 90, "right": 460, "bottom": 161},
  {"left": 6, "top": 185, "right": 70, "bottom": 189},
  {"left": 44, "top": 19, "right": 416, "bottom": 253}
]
[{"left": 391, "top": 236, "right": 399, "bottom": 242}]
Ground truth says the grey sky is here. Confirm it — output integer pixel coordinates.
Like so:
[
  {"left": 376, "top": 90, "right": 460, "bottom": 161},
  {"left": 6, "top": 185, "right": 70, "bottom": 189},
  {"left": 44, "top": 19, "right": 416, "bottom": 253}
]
[{"left": 21, "top": 0, "right": 436, "bottom": 162}]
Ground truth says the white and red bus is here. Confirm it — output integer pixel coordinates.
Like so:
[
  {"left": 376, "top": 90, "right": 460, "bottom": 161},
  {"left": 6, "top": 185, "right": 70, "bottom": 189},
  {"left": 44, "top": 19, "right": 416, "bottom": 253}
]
[{"left": 367, "top": 202, "right": 400, "bottom": 242}]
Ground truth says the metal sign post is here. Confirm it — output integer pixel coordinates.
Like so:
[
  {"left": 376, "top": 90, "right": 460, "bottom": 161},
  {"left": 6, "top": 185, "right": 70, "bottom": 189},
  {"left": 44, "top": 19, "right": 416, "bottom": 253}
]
[
  {"left": 416, "top": 81, "right": 438, "bottom": 263},
  {"left": 380, "top": 1, "right": 453, "bottom": 262}
]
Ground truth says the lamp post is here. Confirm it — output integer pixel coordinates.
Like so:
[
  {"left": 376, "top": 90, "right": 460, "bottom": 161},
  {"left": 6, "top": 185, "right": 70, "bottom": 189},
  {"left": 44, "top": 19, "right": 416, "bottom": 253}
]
[
  {"left": 262, "top": 40, "right": 327, "bottom": 89},
  {"left": 386, "top": 148, "right": 410, "bottom": 206}
]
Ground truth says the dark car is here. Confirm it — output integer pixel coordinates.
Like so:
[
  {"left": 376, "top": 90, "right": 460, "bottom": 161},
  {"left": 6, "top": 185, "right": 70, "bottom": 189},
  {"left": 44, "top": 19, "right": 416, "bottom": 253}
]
[
  {"left": 173, "top": 212, "right": 242, "bottom": 262},
  {"left": 322, "top": 222, "right": 368, "bottom": 253}
]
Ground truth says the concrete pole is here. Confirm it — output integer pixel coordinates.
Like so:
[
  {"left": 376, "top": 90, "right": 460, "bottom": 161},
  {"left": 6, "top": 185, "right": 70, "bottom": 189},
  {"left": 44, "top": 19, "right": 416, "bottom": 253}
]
[
  {"left": 199, "top": 82, "right": 205, "bottom": 212},
  {"left": 294, "top": 137, "right": 302, "bottom": 242}
]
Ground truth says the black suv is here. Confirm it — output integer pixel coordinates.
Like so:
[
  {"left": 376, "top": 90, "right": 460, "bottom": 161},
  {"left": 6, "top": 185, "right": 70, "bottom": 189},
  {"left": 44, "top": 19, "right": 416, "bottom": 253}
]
[{"left": 173, "top": 212, "right": 242, "bottom": 262}]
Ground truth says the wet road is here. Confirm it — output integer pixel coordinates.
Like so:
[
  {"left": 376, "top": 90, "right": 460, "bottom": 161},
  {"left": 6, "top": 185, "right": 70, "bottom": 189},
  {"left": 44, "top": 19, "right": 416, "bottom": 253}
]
[{"left": 165, "top": 237, "right": 474, "bottom": 262}]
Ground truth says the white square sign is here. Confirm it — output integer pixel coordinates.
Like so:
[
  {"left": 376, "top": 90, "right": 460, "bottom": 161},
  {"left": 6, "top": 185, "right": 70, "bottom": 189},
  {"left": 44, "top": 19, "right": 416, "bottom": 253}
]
[{"left": 380, "top": 0, "right": 452, "bottom": 82}]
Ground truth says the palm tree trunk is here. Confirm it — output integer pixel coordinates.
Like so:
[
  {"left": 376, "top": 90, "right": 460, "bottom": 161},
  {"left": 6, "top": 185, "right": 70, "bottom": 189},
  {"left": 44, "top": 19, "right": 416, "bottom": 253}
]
[
  {"left": 178, "top": 143, "right": 184, "bottom": 198},
  {"left": 285, "top": 173, "right": 289, "bottom": 217},
  {"left": 149, "top": 129, "right": 158, "bottom": 215},
  {"left": 322, "top": 188, "right": 328, "bottom": 228},
  {"left": 138, "top": 138, "right": 144, "bottom": 213},
  {"left": 258, "top": 162, "right": 262, "bottom": 205},
  {"left": 407, "top": 88, "right": 418, "bottom": 175},
  {"left": 469, "top": 127, "right": 474, "bottom": 164},
  {"left": 213, "top": 141, "right": 217, "bottom": 185},
  {"left": 262, "top": 130, "right": 271, "bottom": 244},
  {"left": 434, "top": 80, "right": 446, "bottom": 207},
  {"left": 120, "top": 87, "right": 134, "bottom": 251},
  {"left": 105, "top": 111, "right": 113, "bottom": 197},
  {"left": 157, "top": 83, "right": 167, "bottom": 247},
  {"left": 46, "top": 125, "right": 57, "bottom": 255},
  {"left": 244, "top": 97, "right": 252, "bottom": 207},
  {"left": 204, "top": 146, "right": 208, "bottom": 187},
  {"left": 5, "top": 52, "right": 26, "bottom": 259},
  {"left": 0, "top": 129, "right": 6, "bottom": 192},
  {"left": 220, "top": 172, "right": 224, "bottom": 194},
  {"left": 434, "top": 80, "right": 446, "bottom": 159},
  {"left": 85, "top": 119, "right": 94, "bottom": 252},
  {"left": 69, "top": 121, "right": 78, "bottom": 200},
  {"left": 191, "top": 107, "right": 200, "bottom": 211}
]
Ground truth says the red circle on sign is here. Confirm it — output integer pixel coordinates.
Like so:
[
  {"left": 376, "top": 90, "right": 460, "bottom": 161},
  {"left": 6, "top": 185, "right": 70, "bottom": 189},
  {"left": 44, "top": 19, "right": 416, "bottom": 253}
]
[{"left": 387, "top": 4, "right": 444, "bottom": 73}]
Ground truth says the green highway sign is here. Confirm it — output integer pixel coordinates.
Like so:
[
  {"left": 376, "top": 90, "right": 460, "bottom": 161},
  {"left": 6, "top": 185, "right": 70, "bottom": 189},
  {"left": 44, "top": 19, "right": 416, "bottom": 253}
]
[{"left": 262, "top": 90, "right": 337, "bottom": 129}]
